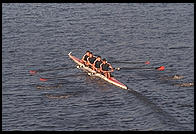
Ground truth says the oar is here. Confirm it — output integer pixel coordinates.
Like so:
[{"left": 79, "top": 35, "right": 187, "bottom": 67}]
[
  {"left": 39, "top": 73, "right": 85, "bottom": 82},
  {"left": 29, "top": 66, "right": 75, "bottom": 75},
  {"left": 114, "top": 66, "right": 165, "bottom": 71},
  {"left": 112, "top": 60, "right": 150, "bottom": 65}
]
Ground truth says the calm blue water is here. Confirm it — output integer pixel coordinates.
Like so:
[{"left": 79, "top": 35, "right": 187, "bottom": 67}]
[{"left": 2, "top": 3, "right": 194, "bottom": 131}]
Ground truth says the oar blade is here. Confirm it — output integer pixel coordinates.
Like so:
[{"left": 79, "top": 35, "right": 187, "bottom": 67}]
[
  {"left": 156, "top": 66, "right": 165, "bottom": 71},
  {"left": 40, "top": 78, "right": 48, "bottom": 82},
  {"left": 29, "top": 70, "right": 37, "bottom": 75},
  {"left": 145, "top": 61, "right": 150, "bottom": 64}
]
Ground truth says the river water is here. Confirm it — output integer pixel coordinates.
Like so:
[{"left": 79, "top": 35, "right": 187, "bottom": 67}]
[{"left": 2, "top": 3, "right": 194, "bottom": 131}]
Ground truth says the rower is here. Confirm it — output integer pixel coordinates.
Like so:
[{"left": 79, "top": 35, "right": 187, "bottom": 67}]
[
  {"left": 100, "top": 58, "right": 114, "bottom": 78},
  {"left": 81, "top": 51, "right": 91, "bottom": 65},
  {"left": 92, "top": 56, "right": 103, "bottom": 72},
  {"left": 86, "top": 52, "right": 96, "bottom": 69}
]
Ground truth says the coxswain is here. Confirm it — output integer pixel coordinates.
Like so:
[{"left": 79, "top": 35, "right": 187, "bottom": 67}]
[
  {"left": 92, "top": 56, "right": 103, "bottom": 72},
  {"left": 100, "top": 58, "right": 114, "bottom": 78},
  {"left": 81, "top": 51, "right": 91, "bottom": 65},
  {"left": 86, "top": 52, "right": 96, "bottom": 68}
]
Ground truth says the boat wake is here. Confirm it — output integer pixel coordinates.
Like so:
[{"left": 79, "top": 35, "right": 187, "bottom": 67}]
[
  {"left": 46, "top": 94, "right": 73, "bottom": 99},
  {"left": 126, "top": 88, "right": 190, "bottom": 130},
  {"left": 36, "top": 84, "right": 63, "bottom": 90}
]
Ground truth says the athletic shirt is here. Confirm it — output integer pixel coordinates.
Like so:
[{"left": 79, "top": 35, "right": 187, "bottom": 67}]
[
  {"left": 84, "top": 55, "right": 89, "bottom": 61},
  {"left": 88, "top": 57, "right": 96, "bottom": 64},
  {"left": 101, "top": 63, "right": 110, "bottom": 71},
  {"left": 95, "top": 61, "right": 102, "bottom": 68}
]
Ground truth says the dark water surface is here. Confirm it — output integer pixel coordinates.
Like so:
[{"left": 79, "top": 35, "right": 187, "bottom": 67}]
[{"left": 2, "top": 3, "right": 194, "bottom": 131}]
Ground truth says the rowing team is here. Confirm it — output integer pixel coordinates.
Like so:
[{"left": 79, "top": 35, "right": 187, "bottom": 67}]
[{"left": 81, "top": 51, "right": 114, "bottom": 78}]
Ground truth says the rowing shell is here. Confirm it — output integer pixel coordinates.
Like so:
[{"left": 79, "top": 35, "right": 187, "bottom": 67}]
[{"left": 68, "top": 52, "right": 128, "bottom": 90}]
